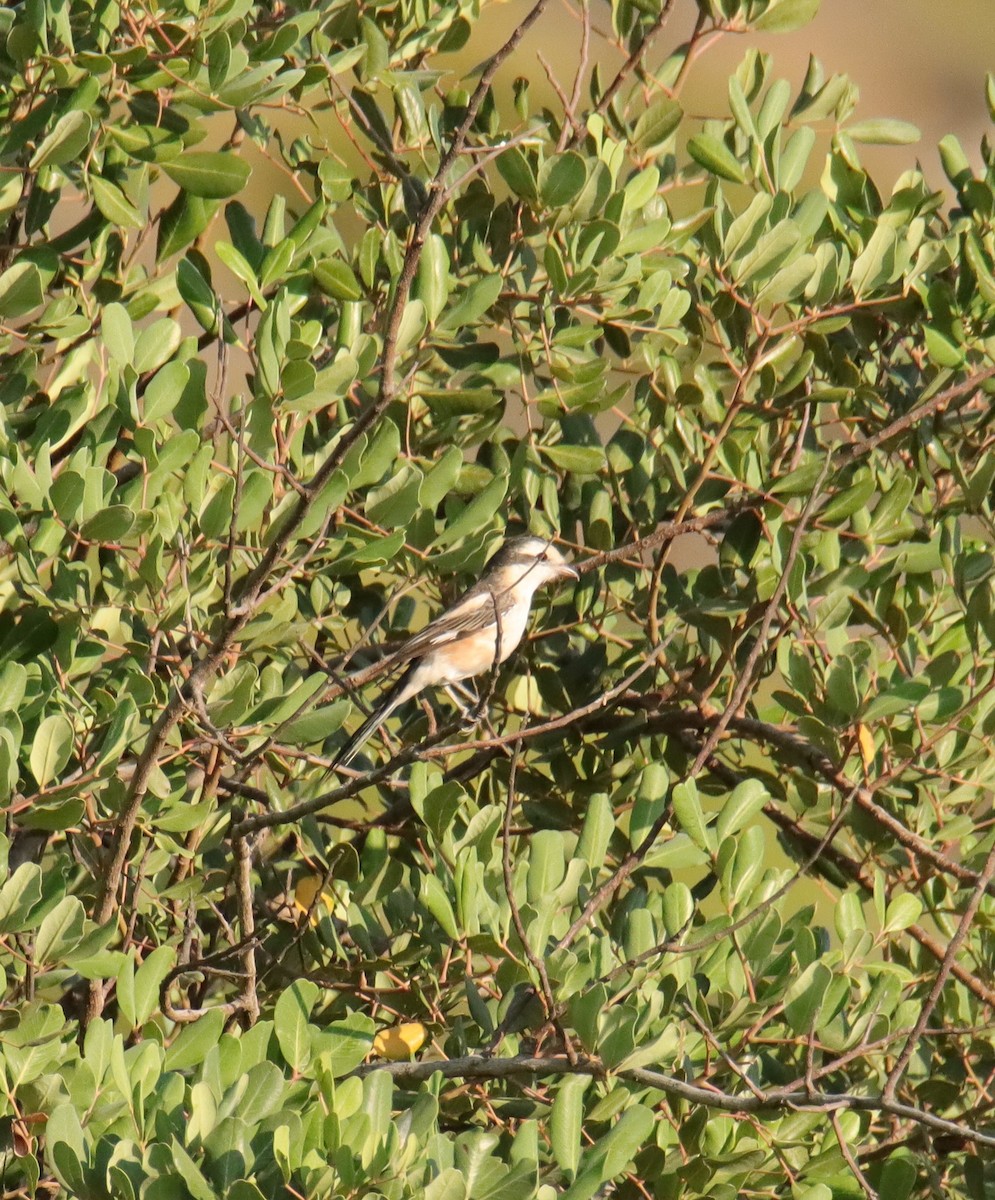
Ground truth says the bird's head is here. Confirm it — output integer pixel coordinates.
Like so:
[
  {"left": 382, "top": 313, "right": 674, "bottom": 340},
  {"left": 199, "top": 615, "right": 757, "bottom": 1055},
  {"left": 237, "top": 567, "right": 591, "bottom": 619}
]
[{"left": 487, "top": 535, "right": 580, "bottom": 590}]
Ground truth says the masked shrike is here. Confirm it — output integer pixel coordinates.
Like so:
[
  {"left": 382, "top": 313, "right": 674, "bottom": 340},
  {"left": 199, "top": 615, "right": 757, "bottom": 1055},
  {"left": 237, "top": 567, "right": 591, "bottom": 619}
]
[{"left": 333, "top": 535, "right": 579, "bottom": 767}]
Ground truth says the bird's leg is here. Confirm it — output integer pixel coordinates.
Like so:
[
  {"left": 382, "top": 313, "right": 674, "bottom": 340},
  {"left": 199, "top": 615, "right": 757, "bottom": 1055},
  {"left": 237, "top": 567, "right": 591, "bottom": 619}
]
[{"left": 445, "top": 681, "right": 485, "bottom": 726}]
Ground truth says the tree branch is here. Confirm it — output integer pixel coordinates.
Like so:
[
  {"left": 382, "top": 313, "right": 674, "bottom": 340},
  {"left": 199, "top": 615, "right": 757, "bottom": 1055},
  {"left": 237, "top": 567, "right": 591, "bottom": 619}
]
[{"left": 350, "top": 1053, "right": 995, "bottom": 1150}]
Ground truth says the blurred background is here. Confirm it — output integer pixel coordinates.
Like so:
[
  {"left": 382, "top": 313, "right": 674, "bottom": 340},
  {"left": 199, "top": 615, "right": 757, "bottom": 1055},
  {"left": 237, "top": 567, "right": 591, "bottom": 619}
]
[{"left": 450, "top": 0, "right": 992, "bottom": 190}]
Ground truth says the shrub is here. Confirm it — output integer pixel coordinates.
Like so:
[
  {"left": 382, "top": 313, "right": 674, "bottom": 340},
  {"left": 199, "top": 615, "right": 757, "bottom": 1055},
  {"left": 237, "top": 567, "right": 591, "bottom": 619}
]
[{"left": 2, "top": 0, "right": 994, "bottom": 1196}]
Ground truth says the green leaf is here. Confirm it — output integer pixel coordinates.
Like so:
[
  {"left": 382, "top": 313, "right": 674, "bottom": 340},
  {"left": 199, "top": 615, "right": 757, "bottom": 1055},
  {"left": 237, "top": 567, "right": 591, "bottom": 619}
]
[
  {"left": 80, "top": 506, "right": 136, "bottom": 543},
  {"left": 164, "top": 1009, "right": 228, "bottom": 1072},
  {"left": 116, "top": 953, "right": 136, "bottom": 1027},
  {"left": 163, "top": 152, "right": 251, "bottom": 199},
  {"left": 438, "top": 275, "right": 503, "bottom": 331},
  {"left": 0, "top": 663, "right": 27, "bottom": 711},
  {"left": 435, "top": 475, "right": 507, "bottom": 546},
  {"left": 275, "top": 978, "right": 319, "bottom": 1071},
  {"left": 821, "top": 470, "right": 875, "bottom": 523},
  {"left": 598, "top": 1103, "right": 656, "bottom": 1179},
  {"left": 733, "top": 222, "right": 800, "bottom": 284},
  {"left": 157, "top": 193, "right": 217, "bottom": 260},
  {"left": 0, "top": 863, "right": 42, "bottom": 933},
  {"left": 551, "top": 1076, "right": 589, "bottom": 1176},
  {"left": 539, "top": 152, "right": 587, "bottom": 208},
  {"left": 21, "top": 798, "right": 85, "bottom": 832},
  {"left": 281, "top": 702, "right": 349, "bottom": 745},
  {"left": 395, "top": 298, "right": 427, "bottom": 353},
  {"left": 420, "top": 446, "right": 464, "bottom": 509},
  {"left": 420, "top": 874, "right": 459, "bottom": 940},
  {"left": 769, "top": 459, "right": 826, "bottom": 495},
  {"left": 779, "top": 125, "right": 816, "bottom": 191},
  {"left": 542, "top": 444, "right": 605, "bottom": 474},
  {"left": 34, "top": 895, "right": 85, "bottom": 964},
  {"left": 170, "top": 1138, "right": 218, "bottom": 1200},
  {"left": 633, "top": 98, "right": 683, "bottom": 156},
  {"left": 924, "top": 325, "right": 964, "bottom": 368},
  {"left": 883, "top": 893, "right": 922, "bottom": 933},
  {"left": 30, "top": 110, "right": 92, "bottom": 168},
  {"left": 344, "top": 418, "right": 401, "bottom": 490},
  {"left": 419, "top": 387, "right": 500, "bottom": 416},
  {"left": 662, "top": 882, "right": 693, "bottom": 934},
  {"left": 102, "top": 302, "right": 134, "bottom": 363},
  {"left": 577, "top": 793, "right": 613, "bottom": 869},
  {"left": 850, "top": 224, "right": 899, "bottom": 298},
  {"left": 964, "top": 230, "right": 995, "bottom": 306},
  {"left": 835, "top": 892, "right": 865, "bottom": 941},
  {"left": 715, "top": 780, "right": 769, "bottom": 842},
  {"left": 144, "top": 361, "right": 190, "bottom": 424},
  {"left": 495, "top": 146, "right": 538, "bottom": 201},
  {"left": 260, "top": 238, "right": 295, "bottom": 290},
  {"left": 134, "top": 316, "right": 182, "bottom": 373},
  {"left": 846, "top": 118, "right": 921, "bottom": 145},
  {"left": 753, "top": 0, "right": 821, "bottom": 32},
  {"left": 878, "top": 1155, "right": 917, "bottom": 1200},
  {"left": 671, "top": 780, "right": 711, "bottom": 852},
  {"left": 30, "top": 714, "right": 73, "bottom": 788},
  {"left": 316, "top": 1011, "right": 375, "bottom": 1077},
  {"left": 415, "top": 233, "right": 451, "bottom": 323},
  {"left": 133, "top": 945, "right": 176, "bottom": 1026},
  {"left": 784, "top": 960, "right": 831, "bottom": 1032},
  {"left": 216, "top": 239, "right": 267, "bottom": 308},
  {"left": 366, "top": 463, "right": 423, "bottom": 527},
  {"left": 687, "top": 134, "right": 746, "bottom": 183},
  {"left": 0, "top": 261, "right": 43, "bottom": 318},
  {"left": 90, "top": 175, "right": 144, "bottom": 229},
  {"left": 47, "top": 1105, "right": 86, "bottom": 1193},
  {"left": 424, "top": 1168, "right": 467, "bottom": 1200},
  {"left": 314, "top": 258, "right": 363, "bottom": 301},
  {"left": 176, "top": 257, "right": 220, "bottom": 333}
]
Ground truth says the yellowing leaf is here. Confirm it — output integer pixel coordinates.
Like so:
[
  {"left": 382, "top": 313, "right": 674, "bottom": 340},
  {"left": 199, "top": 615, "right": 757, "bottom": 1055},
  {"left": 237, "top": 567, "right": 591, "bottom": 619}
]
[
  {"left": 371, "top": 1023, "right": 427, "bottom": 1061},
  {"left": 857, "top": 723, "right": 875, "bottom": 773},
  {"left": 294, "top": 876, "right": 334, "bottom": 923}
]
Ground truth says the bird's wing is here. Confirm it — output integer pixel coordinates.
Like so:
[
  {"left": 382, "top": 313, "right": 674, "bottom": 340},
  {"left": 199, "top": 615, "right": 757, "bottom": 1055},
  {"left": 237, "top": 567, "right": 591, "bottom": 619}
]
[{"left": 389, "top": 585, "right": 514, "bottom": 663}]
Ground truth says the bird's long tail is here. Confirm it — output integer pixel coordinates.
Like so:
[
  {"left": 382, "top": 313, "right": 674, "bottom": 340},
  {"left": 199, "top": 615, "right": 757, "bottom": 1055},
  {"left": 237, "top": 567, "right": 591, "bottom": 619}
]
[{"left": 332, "top": 668, "right": 415, "bottom": 769}]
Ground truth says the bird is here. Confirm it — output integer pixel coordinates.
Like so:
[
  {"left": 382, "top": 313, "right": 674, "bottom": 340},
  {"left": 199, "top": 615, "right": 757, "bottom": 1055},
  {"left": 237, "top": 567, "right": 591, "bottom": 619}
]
[{"left": 332, "top": 535, "right": 579, "bottom": 768}]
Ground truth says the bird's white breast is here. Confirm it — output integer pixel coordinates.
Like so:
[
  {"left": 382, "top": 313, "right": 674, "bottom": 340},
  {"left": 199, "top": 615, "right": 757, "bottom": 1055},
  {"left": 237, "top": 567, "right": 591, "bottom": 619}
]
[{"left": 416, "top": 580, "right": 537, "bottom": 687}]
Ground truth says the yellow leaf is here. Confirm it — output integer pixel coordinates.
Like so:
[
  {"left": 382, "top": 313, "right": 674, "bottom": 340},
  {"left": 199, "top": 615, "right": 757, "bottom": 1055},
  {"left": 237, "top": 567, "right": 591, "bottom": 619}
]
[
  {"left": 857, "top": 723, "right": 875, "bottom": 773},
  {"left": 294, "top": 876, "right": 334, "bottom": 923},
  {"left": 372, "top": 1022, "right": 427, "bottom": 1061}
]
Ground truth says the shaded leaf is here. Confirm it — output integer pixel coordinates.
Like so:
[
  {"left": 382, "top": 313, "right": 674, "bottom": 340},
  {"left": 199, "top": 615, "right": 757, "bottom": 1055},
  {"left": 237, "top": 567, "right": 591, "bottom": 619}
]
[{"left": 163, "top": 152, "right": 251, "bottom": 199}]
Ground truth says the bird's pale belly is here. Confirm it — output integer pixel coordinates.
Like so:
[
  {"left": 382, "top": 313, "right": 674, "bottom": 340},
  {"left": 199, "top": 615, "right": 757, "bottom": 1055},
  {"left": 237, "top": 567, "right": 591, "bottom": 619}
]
[{"left": 433, "top": 604, "right": 530, "bottom": 684}]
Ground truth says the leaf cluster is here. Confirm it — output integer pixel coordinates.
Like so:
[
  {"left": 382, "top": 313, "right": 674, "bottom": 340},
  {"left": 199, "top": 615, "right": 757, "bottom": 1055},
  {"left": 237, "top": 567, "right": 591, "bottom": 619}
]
[{"left": 2, "top": 0, "right": 995, "bottom": 1197}]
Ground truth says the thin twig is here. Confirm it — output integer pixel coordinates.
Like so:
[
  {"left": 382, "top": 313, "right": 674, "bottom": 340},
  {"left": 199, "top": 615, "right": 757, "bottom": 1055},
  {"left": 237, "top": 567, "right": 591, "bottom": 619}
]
[
  {"left": 232, "top": 819, "right": 260, "bottom": 1025},
  {"left": 832, "top": 1112, "right": 879, "bottom": 1200},
  {"left": 501, "top": 734, "right": 574, "bottom": 1059},
  {"left": 585, "top": 0, "right": 678, "bottom": 131},
  {"left": 553, "top": 464, "right": 829, "bottom": 958},
  {"left": 884, "top": 838, "right": 995, "bottom": 1100},
  {"left": 688, "top": 455, "right": 834, "bottom": 777}
]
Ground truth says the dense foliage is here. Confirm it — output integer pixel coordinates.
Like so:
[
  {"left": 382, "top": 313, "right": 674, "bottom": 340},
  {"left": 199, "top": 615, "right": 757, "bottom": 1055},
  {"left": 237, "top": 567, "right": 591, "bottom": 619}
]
[{"left": 2, "top": 0, "right": 995, "bottom": 1195}]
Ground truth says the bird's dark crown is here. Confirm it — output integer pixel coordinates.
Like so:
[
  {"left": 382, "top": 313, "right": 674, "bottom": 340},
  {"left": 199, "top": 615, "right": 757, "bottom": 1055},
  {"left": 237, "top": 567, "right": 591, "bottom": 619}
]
[
  {"left": 491, "top": 535, "right": 552, "bottom": 563},
  {"left": 486, "top": 535, "right": 573, "bottom": 572}
]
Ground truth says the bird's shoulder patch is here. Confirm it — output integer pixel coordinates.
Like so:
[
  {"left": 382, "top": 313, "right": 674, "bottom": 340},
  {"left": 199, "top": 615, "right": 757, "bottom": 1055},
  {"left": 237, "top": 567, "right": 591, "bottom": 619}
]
[{"left": 393, "top": 586, "right": 512, "bottom": 660}]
